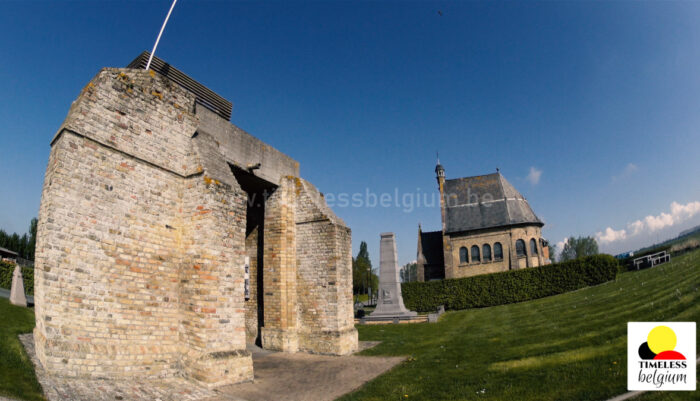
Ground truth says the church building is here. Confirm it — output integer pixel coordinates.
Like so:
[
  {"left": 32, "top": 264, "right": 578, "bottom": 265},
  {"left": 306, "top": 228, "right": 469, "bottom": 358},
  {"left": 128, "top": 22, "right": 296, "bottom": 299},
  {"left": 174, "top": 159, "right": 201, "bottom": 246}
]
[{"left": 417, "top": 161, "right": 550, "bottom": 281}]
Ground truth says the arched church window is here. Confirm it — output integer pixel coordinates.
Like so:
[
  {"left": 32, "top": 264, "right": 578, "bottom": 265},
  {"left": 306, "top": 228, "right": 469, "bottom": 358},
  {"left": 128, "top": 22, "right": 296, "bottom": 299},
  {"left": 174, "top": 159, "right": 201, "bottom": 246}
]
[
  {"left": 483, "top": 244, "right": 492, "bottom": 262},
  {"left": 494, "top": 242, "right": 503, "bottom": 260},
  {"left": 516, "top": 239, "right": 526, "bottom": 257},
  {"left": 459, "top": 247, "right": 468, "bottom": 264},
  {"left": 471, "top": 245, "right": 480, "bottom": 263},
  {"left": 530, "top": 238, "right": 538, "bottom": 255}
]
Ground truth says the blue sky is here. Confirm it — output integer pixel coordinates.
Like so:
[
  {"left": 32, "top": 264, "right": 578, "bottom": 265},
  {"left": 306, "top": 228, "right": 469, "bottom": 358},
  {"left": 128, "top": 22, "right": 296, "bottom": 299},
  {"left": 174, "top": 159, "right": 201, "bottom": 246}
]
[{"left": 1, "top": 1, "right": 700, "bottom": 266}]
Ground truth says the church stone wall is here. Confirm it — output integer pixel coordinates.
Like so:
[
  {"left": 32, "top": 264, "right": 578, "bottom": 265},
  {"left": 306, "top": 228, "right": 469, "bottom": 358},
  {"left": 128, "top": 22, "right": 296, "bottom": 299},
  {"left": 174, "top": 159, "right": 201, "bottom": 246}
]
[
  {"left": 35, "top": 67, "right": 355, "bottom": 387},
  {"left": 446, "top": 225, "right": 543, "bottom": 279}
]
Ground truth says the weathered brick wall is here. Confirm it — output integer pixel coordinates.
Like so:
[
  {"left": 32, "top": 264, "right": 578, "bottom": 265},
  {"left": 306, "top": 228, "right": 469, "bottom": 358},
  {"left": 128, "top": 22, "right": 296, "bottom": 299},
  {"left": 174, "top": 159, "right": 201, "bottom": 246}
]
[
  {"left": 35, "top": 130, "right": 184, "bottom": 377},
  {"left": 35, "top": 69, "right": 252, "bottom": 385},
  {"left": 57, "top": 69, "right": 200, "bottom": 176},
  {"left": 179, "top": 175, "right": 252, "bottom": 386},
  {"left": 244, "top": 227, "right": 259, "bottom": 343},
  {"left": 35, "top": 68, "right": 198, "bottom": 378},
  {"left": 35, "top": 66, "right": 356, "bottom": 385},
  {"left": 261, "top": 178, "right": 299, "bottom": 352},
  {"left": 295, "top": 179, "right": 357, "bottom": 355},
  {"left": 258, "top": 177, "right": 357, "bottom": 355}
]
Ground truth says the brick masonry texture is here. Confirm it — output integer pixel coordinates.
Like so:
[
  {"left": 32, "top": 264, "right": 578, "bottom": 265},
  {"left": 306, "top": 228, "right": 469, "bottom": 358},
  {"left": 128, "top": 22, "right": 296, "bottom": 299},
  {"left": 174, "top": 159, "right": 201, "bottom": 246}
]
[{"left": 34, "top": 68, "right": 357, "bottom": 387}]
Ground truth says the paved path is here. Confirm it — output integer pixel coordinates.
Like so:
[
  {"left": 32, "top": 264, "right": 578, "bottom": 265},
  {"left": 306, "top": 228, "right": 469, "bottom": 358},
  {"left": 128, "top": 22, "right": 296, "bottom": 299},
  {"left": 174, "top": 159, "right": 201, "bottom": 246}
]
[
  {"left": 215, "top": 349, "right": 403, "bottom": 401},
  {"left": 20, "top": 334, "right": 402, "bottom": 401}
]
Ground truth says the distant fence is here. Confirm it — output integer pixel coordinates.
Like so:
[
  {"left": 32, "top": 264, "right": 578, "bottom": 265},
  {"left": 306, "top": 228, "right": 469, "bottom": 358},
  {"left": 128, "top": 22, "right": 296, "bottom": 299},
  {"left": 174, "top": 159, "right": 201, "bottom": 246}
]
[
  {"left": 17, "top": 257, "right": 34, "bottom": 268},
  {"left": 632, "top": 251, "right": 670, "bottom": 270}
]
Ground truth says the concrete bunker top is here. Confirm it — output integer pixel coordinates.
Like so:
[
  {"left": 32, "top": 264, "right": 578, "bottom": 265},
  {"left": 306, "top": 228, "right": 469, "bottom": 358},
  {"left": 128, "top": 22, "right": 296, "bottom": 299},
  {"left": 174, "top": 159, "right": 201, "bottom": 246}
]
[{"left": 55, "top": 65, "right": 299, "bottom": 187}]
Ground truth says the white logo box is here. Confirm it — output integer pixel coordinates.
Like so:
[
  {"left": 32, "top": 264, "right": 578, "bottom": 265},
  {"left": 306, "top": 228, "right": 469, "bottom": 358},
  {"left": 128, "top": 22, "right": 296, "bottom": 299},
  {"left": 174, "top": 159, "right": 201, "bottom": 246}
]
[{"left": 628, "top": 322, "right": 696, "bottom": 391}]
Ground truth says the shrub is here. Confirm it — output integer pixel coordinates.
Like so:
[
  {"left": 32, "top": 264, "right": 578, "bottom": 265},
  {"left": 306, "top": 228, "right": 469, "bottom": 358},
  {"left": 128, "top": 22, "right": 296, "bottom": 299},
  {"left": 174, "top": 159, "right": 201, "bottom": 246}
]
[
  {"left": 0, "top": 261, "right": 34, "bottom": 295},
  {"left": 402, "top": 254, "right": 619, "bottom": 312}
]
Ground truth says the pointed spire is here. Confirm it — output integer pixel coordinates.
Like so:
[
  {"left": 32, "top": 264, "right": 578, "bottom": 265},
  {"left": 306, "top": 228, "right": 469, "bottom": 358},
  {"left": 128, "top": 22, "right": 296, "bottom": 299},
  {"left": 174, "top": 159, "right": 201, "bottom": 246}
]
[{"left": 435, "top": 152, "right": 445, "bottom": 177}]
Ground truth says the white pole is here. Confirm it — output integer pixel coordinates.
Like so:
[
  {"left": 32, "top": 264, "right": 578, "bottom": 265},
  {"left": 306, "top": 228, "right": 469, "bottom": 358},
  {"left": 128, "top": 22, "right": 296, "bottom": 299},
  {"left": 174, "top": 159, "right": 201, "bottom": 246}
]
[{"left": 145, "top": 0, "right": 178, "bottom": 71}]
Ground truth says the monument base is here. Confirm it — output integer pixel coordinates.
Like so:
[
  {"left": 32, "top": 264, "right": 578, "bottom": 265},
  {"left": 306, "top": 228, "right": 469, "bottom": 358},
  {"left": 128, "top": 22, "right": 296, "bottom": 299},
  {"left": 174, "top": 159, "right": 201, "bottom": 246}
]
[
  {"left": 298, "top": 327, "right": 359, "bottom": 355},
  {"left": 182, "top": 349, "right": 254, "bottom": 388},
  {"left": 261, "top": 328, "right": 299, "bottom": 353},
  {"left": 370, "top": 232, "right": 418, "bottom": 319},
  {"left": 369, "top": 309, "right": 418, "bottom": 318}
]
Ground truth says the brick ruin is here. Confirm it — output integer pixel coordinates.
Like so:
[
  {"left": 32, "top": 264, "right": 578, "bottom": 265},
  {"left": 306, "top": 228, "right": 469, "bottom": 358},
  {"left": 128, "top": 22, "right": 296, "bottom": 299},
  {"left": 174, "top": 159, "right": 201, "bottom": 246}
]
[{"left": 34, "top": 64, "right": 357, "bottom": 387}]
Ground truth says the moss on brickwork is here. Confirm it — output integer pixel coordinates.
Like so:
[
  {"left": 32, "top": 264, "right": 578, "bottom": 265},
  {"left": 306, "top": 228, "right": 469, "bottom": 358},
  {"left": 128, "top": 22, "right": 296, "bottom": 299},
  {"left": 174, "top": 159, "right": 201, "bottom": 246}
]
[{"left": 35, "top": 68, "right": 357, "bottom": 387}]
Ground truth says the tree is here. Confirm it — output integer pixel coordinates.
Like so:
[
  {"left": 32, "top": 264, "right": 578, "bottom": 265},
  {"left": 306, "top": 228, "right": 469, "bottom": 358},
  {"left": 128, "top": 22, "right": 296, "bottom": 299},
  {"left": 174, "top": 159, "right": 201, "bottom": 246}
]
[
  {"left": 9, "top": 233, "right": 20, "bottom": 255},
  {"left": 400, "top": 262, "right": 417, "bottom": 282},
  {"left": 18, "top": 234, "right": 28, "bottom": 260},
  {"left": 352, "top": 256, "right": 370, "bottom": 294},
  {"left": 352, "top": 241, "right": 378, "bottom": 298},
  {"left": 547, "top": 244, "right": 556, "bottom": 263},
  {"left": 0, "top": 229, "right": 7, "bottom": 249},
  {"left": 560, "top": 236, "right": 599, "bottom": 262},
  {"left": 27, "top": 218, "right": 38, "bottom": 260},
  {"left": 0, "top": 217, "right": 38, "bottom": 260}
]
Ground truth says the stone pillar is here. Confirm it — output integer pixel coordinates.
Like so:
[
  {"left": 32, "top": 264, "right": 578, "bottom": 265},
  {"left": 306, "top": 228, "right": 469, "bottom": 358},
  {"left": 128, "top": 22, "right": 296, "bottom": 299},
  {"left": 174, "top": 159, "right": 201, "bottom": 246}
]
[
  {"left": 10, "top": 265, "right": 27, "bottom": 307},
  {"left": 416, "top": 225, "right": 426, "bottom": 282},
  {"left": 179, "top": 175, "right": 253, "bottom": 387},
  {"left": 508, "top": 231, "right": 518, "bottom": 270},
  {"left": 525, "top": 244, "right": 531, "bottom": 268},
  {"left": 442, "top": 234, "right": 453, "bottom": 278},
  {"left": 261, "top": 178, "right": 299, "bottom": 352},
  {"left": 370, "top": 233, "right": 416, "bottom": 318},
  {"left": 294, "top": 178, "right": 358, "bottom": 355}
]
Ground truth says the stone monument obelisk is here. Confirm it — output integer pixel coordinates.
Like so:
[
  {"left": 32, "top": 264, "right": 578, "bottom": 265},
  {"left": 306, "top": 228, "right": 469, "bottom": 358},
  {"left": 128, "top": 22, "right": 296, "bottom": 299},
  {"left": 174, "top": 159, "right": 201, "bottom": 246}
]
[
  {"left": 10, "top": 265, "right": 27, "bottom": 307},
  {"left": 370, "top": 233, "right": 417, "bottom": 318}
]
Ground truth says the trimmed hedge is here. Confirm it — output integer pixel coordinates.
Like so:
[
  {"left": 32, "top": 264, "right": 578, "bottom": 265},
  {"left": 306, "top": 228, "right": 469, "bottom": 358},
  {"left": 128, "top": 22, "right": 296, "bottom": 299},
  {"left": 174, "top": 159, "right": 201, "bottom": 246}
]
[
  {"left": 402, "top": 254, "right": 619, "bottom": 312},
  {"left": 0, "top": 261, "right": 34, "bottom": 295}
]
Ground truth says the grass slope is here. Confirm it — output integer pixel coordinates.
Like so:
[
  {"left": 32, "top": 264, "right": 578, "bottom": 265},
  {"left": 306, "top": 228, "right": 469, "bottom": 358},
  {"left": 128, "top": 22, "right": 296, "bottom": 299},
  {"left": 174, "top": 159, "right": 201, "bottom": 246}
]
[
  {"left": 0, "top": 298, "right": 44, "bottom": 401},
  {"left": 342, "top": 250, "right": 700, "bottom": 401}
]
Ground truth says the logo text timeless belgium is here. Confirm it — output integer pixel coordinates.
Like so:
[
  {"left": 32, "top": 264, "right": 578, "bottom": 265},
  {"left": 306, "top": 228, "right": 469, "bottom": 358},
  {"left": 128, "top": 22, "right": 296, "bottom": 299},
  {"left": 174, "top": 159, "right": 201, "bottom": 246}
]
[{"left": 628, "top": 322, "right": 696, "bottom": 391}]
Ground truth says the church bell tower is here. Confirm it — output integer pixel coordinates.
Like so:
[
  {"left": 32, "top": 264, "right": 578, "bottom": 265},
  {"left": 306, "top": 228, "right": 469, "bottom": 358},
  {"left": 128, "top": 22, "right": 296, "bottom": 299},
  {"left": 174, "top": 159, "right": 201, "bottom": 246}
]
[{"left": 435, "top": 157, "right": 446, "bottom": 232}]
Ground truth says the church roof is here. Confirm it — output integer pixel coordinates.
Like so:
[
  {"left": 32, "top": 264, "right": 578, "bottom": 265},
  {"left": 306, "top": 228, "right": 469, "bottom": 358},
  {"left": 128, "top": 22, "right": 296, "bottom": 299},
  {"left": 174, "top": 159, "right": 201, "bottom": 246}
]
[
  {"left": 443, "top": 172, "right": 542, "bottom": 234},
  {"left": 418, "top": 230, "right": 444, "bottom": 267}
]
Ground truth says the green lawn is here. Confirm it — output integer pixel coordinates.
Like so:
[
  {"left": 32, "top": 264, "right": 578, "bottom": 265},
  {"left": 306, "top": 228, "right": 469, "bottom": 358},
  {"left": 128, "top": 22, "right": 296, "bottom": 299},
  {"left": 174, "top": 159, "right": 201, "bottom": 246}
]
[
  {"left": 0, "top": 298, "right": 44, "bottom": 401},
  {"left": 342, "top": 249, "right": 700, "bottom": 401}
]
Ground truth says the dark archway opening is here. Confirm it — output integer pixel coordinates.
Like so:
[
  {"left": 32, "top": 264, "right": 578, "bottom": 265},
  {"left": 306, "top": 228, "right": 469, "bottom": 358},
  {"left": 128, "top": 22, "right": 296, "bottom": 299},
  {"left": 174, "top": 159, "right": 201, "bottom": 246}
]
[{"left": 230, "top": 165, "right": 277, "bottom": 347}]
